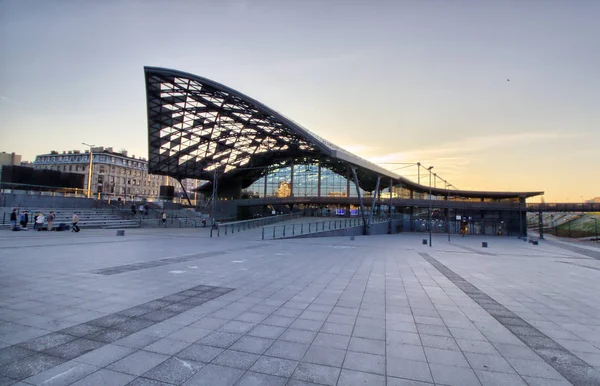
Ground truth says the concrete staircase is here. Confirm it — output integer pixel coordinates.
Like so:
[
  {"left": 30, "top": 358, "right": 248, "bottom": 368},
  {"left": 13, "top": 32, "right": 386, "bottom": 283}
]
[{"left": 1, "top": 208, "right": 140, "bottom": 230}]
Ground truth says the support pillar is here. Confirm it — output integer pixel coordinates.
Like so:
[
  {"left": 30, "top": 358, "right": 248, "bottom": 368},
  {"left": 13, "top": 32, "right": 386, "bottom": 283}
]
[
  {"left": 369, "top": 176, "right": 381, "bottom": 228},
  {"left": 290, "top": 162, "right": 294, "bottom": 197},
  {"left": 538, "top": 210, "right": 544, "bottom": 239},
  {"left": 351, "top": 167, "right": 368, "bottom": 235},
  {"left": 179, "top": 179, "right": 193, "bottom": 207},
  {"left": 263, "top": 169, "right": 268, "bottom": 197},
  {"left": 317, "top": 163, "right": 321, "bottom": 198}
]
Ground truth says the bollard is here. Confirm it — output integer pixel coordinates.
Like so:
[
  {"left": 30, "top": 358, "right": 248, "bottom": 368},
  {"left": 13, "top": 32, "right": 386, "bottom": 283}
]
[
  {"left": 532, "top": 240, "right": 539, "bottom": 245},
  {"left": 422, "top": 239, "right": 428, "bottom": 245},
  {"left": 350, "top": 235, "right": 355, "bottom": 241},
  {"left": 273, "top": 227, "right": 276, "bottom": 239},
  {"left": 293, "top": 224, "right": 295, "bottom": 236},
  {"left": 283, "top": 225, "right": 286, "bottom": 238},
  {"left": 301, "top": 223, "right": 304, "bottom": 234},
  {"left": 262, "top": 227, "right": 265, "bottom": 240},
  {"left": 116, "top": 230, "right": 125, "bottom": 236},
  {"left": 482, "top": 242, "right": 488, "bottom": 248}
]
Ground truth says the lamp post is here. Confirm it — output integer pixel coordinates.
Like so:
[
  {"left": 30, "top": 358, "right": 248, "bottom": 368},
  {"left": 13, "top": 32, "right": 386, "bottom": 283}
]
[
  {"left": 427, "top": 166, "right": 434, "bottom": 247},
  {"left": 82, "top": 143, "right": 95, "bottom": 198},
  {"left": 417, "top": 162, "right": 421, "bottom": 185},
  {"left": 446, "top": 180, "right": 450, "bottom": 242}
]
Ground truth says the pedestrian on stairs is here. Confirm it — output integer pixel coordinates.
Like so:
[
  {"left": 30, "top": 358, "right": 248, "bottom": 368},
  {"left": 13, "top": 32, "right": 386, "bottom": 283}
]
[
  {"left": 47, "top": 211, "right": 56, "bottom": 231},
  {"left": 72, "top": 212, "right": 80, "bottom": 232}
]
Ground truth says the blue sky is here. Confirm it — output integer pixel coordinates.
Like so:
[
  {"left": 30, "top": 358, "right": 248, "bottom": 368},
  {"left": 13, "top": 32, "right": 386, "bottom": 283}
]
[{"left": 1, "top": 0, "right": 598, "bottom": 201}]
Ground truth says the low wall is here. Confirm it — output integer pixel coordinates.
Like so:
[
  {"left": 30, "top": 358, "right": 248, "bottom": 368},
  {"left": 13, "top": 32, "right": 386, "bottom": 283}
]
[
  {"left": 0, "top": 193, "right": 100, "bottom": 209},
  {"left": 288, "top": 219, "right": 403, "bottom": 239}
]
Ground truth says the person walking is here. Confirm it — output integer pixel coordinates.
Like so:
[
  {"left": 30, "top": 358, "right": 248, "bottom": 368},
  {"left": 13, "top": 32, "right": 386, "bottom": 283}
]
[
  {"left": 72, "top": 212, "right": 80, "bottom": 232},
  {"left": 131, "top": 204, "right": 136, "bottom": 216},
  {"left": 162, "top": 212, "right": 167, "bottom": 227},
  {"left": 47, "top": 211, "right": 56, "bottom": 231},
  {"left": 139, "top": 204, "right": 144, "bottom": 216},
  {"left": 144, "top": 204, "right": 149, "bottom": 216},
  {"left": 10, "top": 209, "right": 17, "bottom": 230},
  {"left": 33, "top": 212, "right": 39, "bottom": 231},
  {"left": 19, "top": 212, "right": 26, "bottom": 230},
  {"left": 36, "top": 213, "right": 45, "bottom": 231}
]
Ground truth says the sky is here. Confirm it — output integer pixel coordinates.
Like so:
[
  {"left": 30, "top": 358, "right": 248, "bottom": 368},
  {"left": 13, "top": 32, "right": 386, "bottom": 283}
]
[{"left": 1, "top": 0, "right": 598, "bottom": 202}]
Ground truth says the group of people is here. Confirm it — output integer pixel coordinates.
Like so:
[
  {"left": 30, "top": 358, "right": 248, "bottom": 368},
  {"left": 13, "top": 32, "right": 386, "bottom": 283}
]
[
  {"left": 131, "top": 203, "right": 150, "bottom": 216},
  {"left": 9, "top": 209, "right": 79, "bottom": 232}
]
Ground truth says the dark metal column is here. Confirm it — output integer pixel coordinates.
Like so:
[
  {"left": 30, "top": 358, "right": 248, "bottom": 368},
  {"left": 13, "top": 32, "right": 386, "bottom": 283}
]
[
  {"left": 351, "top": 167, "right": 368, "bottom": 235},
  {"left": 317, "top": 163, "right": 321, "bottom": 198},
  {"left": 290, "top": 162, "right": 294, "bottom": 197},
  {"left": 369, "top": 176, "right": 381, "bottom": 227},
  {"left": 538, "top": 210, "right": 544, "bottom": 239},
  {"left": 178, "top": 179, "right": 193, "bottom": 207}
]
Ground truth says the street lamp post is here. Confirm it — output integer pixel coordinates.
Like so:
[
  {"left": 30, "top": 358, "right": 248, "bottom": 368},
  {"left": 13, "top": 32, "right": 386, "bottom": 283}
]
[
  {"left": 446, "top": 180, "right": 450, "bottom": 242},
  {"left": 82, "top": 143, "right": 95, "bottom": 198},
  {"left": 427, "top": 166, "right": 434, "bottom": 247},
  {"left": 417, "top": 162, "right": 421, "bottom": 185}
]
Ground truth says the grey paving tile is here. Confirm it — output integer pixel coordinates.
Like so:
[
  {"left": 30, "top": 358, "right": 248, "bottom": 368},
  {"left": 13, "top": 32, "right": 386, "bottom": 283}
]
[
  {"left": 113, "top": 318, "right": 155, "bottom": 333},
  {"left": 107, "top": 350, "right": 169, "bottom": 376},
  {"left": 235, "top": 312, "right": 269, "bottom": 323},
  {"left": 70, "top": 369, "right": 135, "bottom": 386},
  {"left": 142, "top": 356, "right": 204, "bottom": 384},
  {"left": 265, "top": 341, "right": 309, "bottom": 361},
  {"left": 230, "top": 336, "right": 274, "bottom": 354},
  {"left": 59, "top": 324, "right": 104, "bottom": 338},
  {"left": 312, "top": 332, "right": 350, "bottom": 350},
  {"left": 464, "top": 352, "right": 516, "bottom": 374},
  {"left": 87, "top": 315, "right": 131, "bottom": 328},
  {"left": 429, "top": 363, "right": 481, "bottom": 385},
  {"left": 247, "top": 325, "right": 285, "bottom": 339},
  {"left": 86, "top": 328, "right": 131, "bottom": 344},
  {"left": 506, "top": 357, "right": 565, "bottom": 379},
  {"left": 386, "top": 358, "right": 433, "bottom": 383},
  {"left": 353, "top": 325, "right": 385, "bottom": 341},
  {"left": 144, "top": 337, "right": 191, "bottom": 356},
  {"left": 166, "top": 327, "right": 211, "bottom": 343},
  {"left": 279, "top": 328, "right": 317, "bottom": 344},
  {"left": 113, "top": 332, "right": 161, "bottom": 349},
  {"left": 182, "top": 363, "right": 244, "bottom": 386},
  {"left": 456, "top": 338, "right": 499, "bottom": 355},
  {"left": 424, "top": 347, "right": 470, "bottom": 368},
  {"left": 475, "top": 370, "right": 528, "bottom": 386},
  {"left": 17, "top": 333, "right": 77, "bottom": 352},
  {"left": 250, "top": 356, "right": 298, "bottom": 377},
  {"left": 348, "top": 336, "right": 385, "bottom": 355},
  {"left": 0, "top": 345, "right": 36, "bottom": 366},
  {"left": 73, "top": 344, "right": 136, "bottom": 367},
  {"left": 521, "top": 375, "right": 573, "bottom": 386},
  {"left": 303, "top": 345, "right": 346, "bottom": 367},
  {"left": 343, "top": 351, "right": 385, "bottom": 375},
  {"left": 197, "top": 332, "right": 242, "bottom": 348},
  {"left": 262, "top": 316, "right": 295, "bottom": 328},
  {"left": 235, "top": 371, "right": 287, "bottom": 386},
  {"left": 43, "top": 338, "right": 104, "bottom": 360},
  {"left": 212, "top": 349, "right": 259, "bottom": 370},
  {"left": 0, "top": 353, "right": 65, "bottom": 381},
  {"left": 290, "top": 318, "right": 323, "bottom": 332},
  {"left": 23, "top": 360, "right": 97, "bottom": 385},
  {"left": 387, "top": 377, "right": 434, "bottom": 386},
  {"left": 292, "top": 362, "right": 340, "bottom": 386},
  {"left": 218, "top": 320, "right": 256, "bottom": 334},
  {"left": 177, "top": 343, "right": 224, "bottom": 362},
  {"left": 338, "top": 368, "right": 386, "bottom": 386},
  {"left": 321, "top": 322, "right": 354, "bottom": 336}
]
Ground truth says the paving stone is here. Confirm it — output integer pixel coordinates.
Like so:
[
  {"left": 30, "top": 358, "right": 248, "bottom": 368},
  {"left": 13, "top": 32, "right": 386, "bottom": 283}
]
[
  {"left": 338, "top": 368, "right": 386, "bottom": 386},
  {"left": 265, "top": 341, "right": 309, "bottom": 360},
  {"left": 290, "top": 318, "right": 323, "bottom": 332},
  {"left": 236, "top": 312, "right": 269, "bottom": 323},
  {"left": 303, "top": 345, "right": 346, "bottom": 367},
  {"left": 138, "top": 310, "right": 178, "bottom": 323},
  {"left": 465, "top": 352, "right": 516, "bottom": 374},
  {"left": 0, "top": 345, "right": 36, "bottom": 366},
  {"left": 23, "top": 359, "right": 97, "bottom": 385},
  {"left": 144, "top": 337, "right": 191, "bottom": 356},
  {"left": 429, "top": 363, "right": 482, "bottom": 386},
  {"left": 212, "top": 349, "right": 260, "bottom": 369},
  {"left": 59, "top": 324, "right": 105, "bottom": 338},
  {"left": 182, "top": 363, "right": 244, "bottom": 386},
  {"left": 70, "top": 369, "right": 135, "bottom": 386},
  {"left": 312, "top": 332, "right": 350, "bottom": 350},
  {"left": 387, "top": 377, "right": 434, "bottom": 386},
  {"left": 235, "top": 371, "right": 287, "bottom": 386},
  {"left": 142, "top": 356, "right": 204, "bottom": 384},
  {"left": 386, "top": 343, "right": 427, "bottom": 362},
  {"left": 113, "top": 318, "right": 155, "bottom": 333},
  {"left": 247, "top": 325, "right": 285, "bottom": 339},
  {"left": 107, "top": 350, "right": 169, "bottom": 376},
  {"left": 0, "top": 353, "right": 65, "bottom": 381},
  {"left": 262, "top": 316, "right": 295, "bottom": 328},
  {"left": 177, "top": 343, "right": 224, "bottom": 362},
  {"left": 343, "top": 351, "right": 385, "bottom": 374},
  {"left": 197, "top": 332, "right": 242, "bottom": 348},
  {"left": 475, "top": 370, "right": 528, "bottom": 386},
  {"left": 86, "top": 328, "right": 131, "bottom": 343},
  {"left": 87, "top": 315, "right": 131, "bottom": 328},
  {"left": 292, "top": 362, "right": 340, "bottom": 386},
  {"left": 424, "top": 347, "right": 470, "bottom": 368},
  {"left": 250, "top": 356, "right": 299, "bottom": 377},
  {"left": 166, "top": 327, "right": 211, "bottom": 343},
  {"left": 113, "top": 332, "right": 161, "bottom": 349},
  {"left": 73, "top": 344, "right": 136, "bottom": 367},
  {"left": 43, "top": 338, "right": 104, "bottom": 360},
  {"left": 349, "top": 336, "right": 386, "bottom": 355},
  {"left": 230, "top": 336, "right": 274, "bottom": 354},
  {"left": 279, "top": 328, "right": 317, "bottom": 344},
  {"left": 386, "top": 358, "right": 433, "bottom": 383}
]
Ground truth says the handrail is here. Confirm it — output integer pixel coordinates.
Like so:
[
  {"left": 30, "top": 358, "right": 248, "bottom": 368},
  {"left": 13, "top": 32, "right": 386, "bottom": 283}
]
[
  {"left": 210, "top": 212, "right": 303, "bottom": 238},
  {"left": 262, "top": 216, "right": 390, "bottom": 240}
]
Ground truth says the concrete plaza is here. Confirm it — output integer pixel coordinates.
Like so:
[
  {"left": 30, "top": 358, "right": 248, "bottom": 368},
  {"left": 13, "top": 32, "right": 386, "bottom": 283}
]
[{"left": 1, "top": 228, "right": 600, "bottom": 386}]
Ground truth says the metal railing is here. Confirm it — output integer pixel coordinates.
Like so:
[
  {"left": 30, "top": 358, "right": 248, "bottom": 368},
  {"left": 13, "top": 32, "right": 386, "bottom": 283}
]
[
  {"left": 210, "top": 212, "right": 303, "bottom": 237},
  {"left": 262, "top": 216, "right": 390, "bottom": 240}
]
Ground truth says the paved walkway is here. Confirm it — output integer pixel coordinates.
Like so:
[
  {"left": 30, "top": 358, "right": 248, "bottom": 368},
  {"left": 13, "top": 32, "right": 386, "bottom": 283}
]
[{"left": 1, "top": 230, "right": 599, "bottom": 385}]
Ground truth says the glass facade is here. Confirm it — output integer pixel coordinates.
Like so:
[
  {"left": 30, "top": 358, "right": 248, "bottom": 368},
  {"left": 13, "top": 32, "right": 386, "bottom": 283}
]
[{"left": 243, "top": 163, "right": 371, "bottom": 198}]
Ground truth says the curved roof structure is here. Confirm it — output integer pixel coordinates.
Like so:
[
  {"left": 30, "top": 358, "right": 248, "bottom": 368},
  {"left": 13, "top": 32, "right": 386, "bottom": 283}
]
[{"left": 145, "top": 66, "right": 542, "bottom": 198}]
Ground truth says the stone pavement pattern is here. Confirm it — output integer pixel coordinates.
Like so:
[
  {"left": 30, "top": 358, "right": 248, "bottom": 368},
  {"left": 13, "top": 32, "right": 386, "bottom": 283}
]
[{"left": 1, "top": 229, "right": 600, "bottom": 385}]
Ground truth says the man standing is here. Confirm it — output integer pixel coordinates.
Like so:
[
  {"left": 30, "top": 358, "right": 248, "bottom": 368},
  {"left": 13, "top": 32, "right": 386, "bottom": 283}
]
[
  {"left": 47, "top": 211, "right": 56, "bottom": 231},
  {"left": 72, "top": 212, "right": 80, "bottom": 232},
  {"left": 10, "top": 209, "right": 17, "bottom": 230}
]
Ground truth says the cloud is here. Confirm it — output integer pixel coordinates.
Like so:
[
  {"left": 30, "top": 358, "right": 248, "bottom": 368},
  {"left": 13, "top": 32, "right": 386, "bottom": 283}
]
[{"left": 0, "top": 95, "right": 9, "bottom": 101}]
